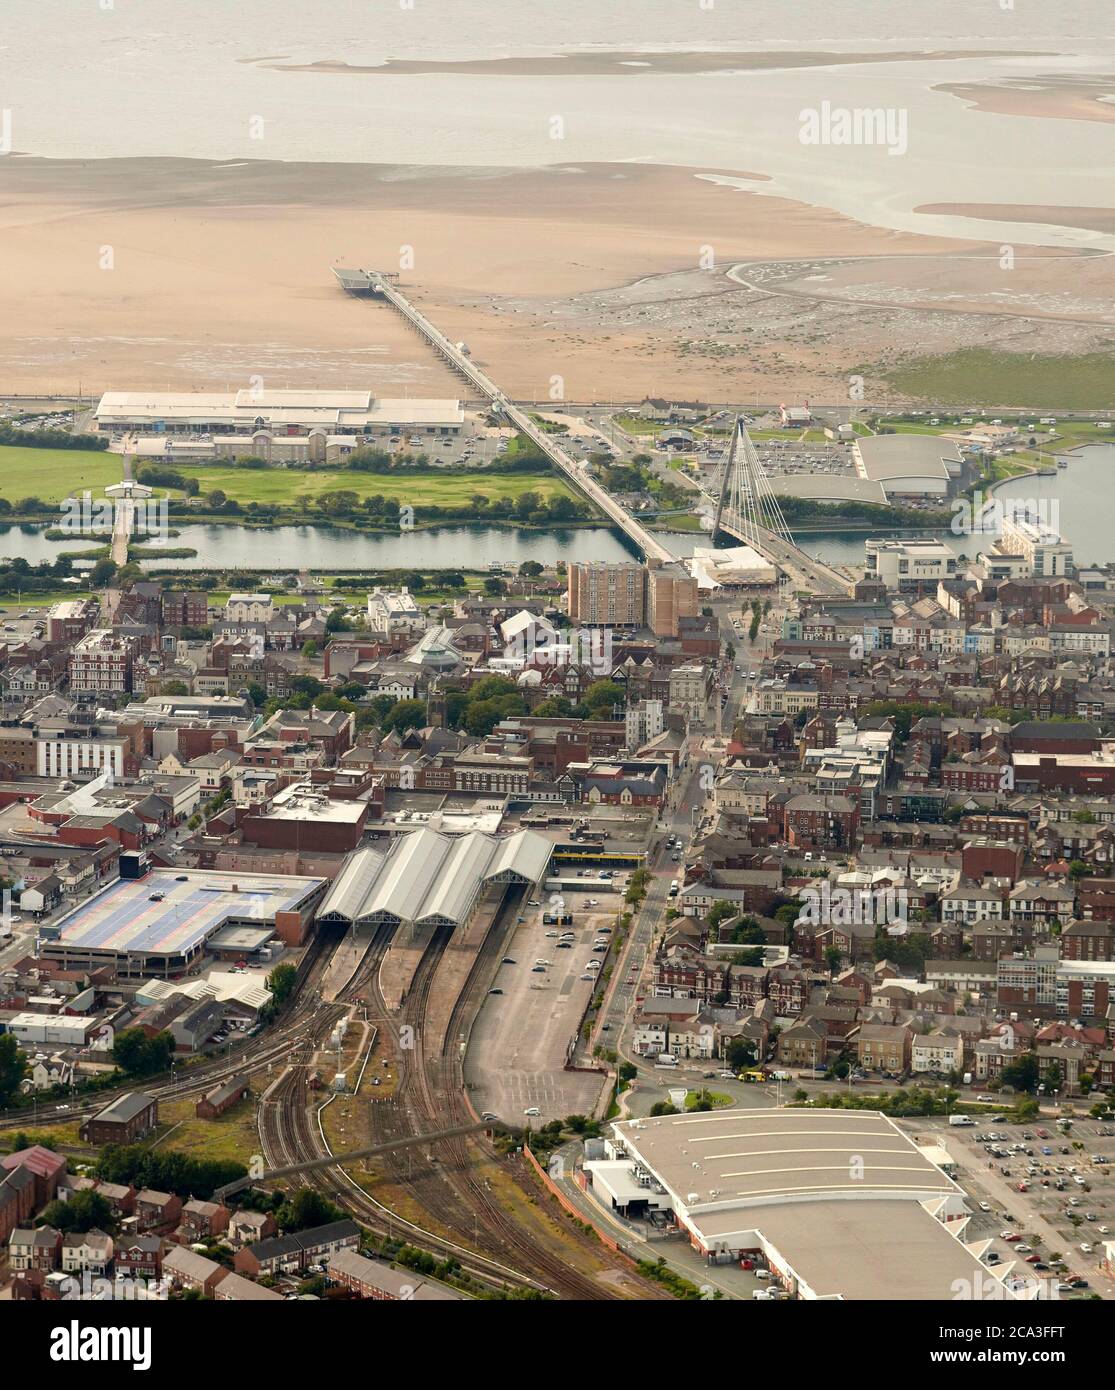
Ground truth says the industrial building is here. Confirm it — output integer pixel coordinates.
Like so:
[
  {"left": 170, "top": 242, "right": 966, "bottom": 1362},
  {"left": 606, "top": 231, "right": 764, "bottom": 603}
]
[
  {"left": 852, "top": 434, "right": 962, "bottom": 501},
  {"left": 315, "top": 827, "right": 551, "bottom": 933},
  {"left": 39, "top": 869, "right": 326, "bottom": 977},
  {"left": 92, "top": 389, "right": 464, "bottom": 444},
  {"left": 590, "top": 1109, "right": 1022, "bottom": 1301}
]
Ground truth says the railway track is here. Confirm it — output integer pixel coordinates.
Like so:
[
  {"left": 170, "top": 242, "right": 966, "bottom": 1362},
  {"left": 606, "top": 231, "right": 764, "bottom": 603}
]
[
  {"left": 358, "top": 897, "right": 652, "bottom": 1300},
  {"left": 0, "top": 928, "right": 341, "bottom": 1132}
]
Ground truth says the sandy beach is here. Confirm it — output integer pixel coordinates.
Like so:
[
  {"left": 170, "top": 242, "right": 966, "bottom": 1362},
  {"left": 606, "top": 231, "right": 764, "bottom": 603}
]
[
  {"left": 0, "top": 157, "right": 986, "bottom": 402},
  {"left": 0, "top": 155, "right": 1109, "bottom": 404}
]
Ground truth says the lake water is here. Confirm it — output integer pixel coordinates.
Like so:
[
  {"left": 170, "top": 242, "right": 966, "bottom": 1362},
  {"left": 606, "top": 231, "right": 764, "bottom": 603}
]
[
  {"left": 0, "top": 522, "right": 641, "bottom": 572},
  {"left": 6, "top": 0, "right": 1115, "bottom": 250}
]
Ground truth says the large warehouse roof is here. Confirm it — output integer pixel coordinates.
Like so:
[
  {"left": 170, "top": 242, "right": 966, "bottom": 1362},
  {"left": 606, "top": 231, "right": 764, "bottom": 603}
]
[
  {"left": 614, "top": 1109, "right": 958, "bottom": 1210},
  {"left": 854, "top": 434, "right": 961, "bottom": 484},
  {"left": 40, "top": 870, "right": 324, "bottom": 963},
  {"left": 316, "top": 827, "right": 552, "bottom": 930},
  {"left": 606, "top": 1108, "right": 1015, "bottom": 1301},
  {"left": 94, "top": 390, "right": 464, "bottom": 431}
]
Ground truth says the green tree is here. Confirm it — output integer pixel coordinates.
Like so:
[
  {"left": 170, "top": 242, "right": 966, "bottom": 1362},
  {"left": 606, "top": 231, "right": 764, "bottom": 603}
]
[
  {"left": 276, "top": 1187, "right": 343, "bottom": 1233},
  {"left": 112, "top": 1028, "right": 174, "bottom": 1078},
  {"left": 382, "top": 699, "right": 428, "bottom": 734},
  {"left": 1001, "top": 1051, "right": 1041, "bottom": 1094},
  {"left": 267, "top": 962, "right": 298, "bottom": 1008},
  {"left": 40, "top": 1189, "right": 114, "bottom": 1234},
  {"left": 706, "top": 901, "right": 736, "bottom": 932},
  {"left": 0, "top": 1033, "right": 28, "bottom": 1105},
  {"left": 89, "top": 558, "right": 118, "bottom": 588}
]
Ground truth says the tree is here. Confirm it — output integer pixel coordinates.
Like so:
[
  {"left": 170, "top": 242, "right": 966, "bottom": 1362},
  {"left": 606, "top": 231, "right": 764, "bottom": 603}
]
[
  {"left": 89, "top": 558, "right": 118, "bottom": 588},
  {"left": 618, "top": 1062, "right": 637, "bottom": 1083},
  {"left": 267, "top": 962, "right": 297, "bottom": 1008},
  {"left": 648, "top": 1102, "right": 679, "bottom": 1116},
  {"left": 383, "top": 699, "right": 427, "bottom": 734},
  {"left": 112, "top": 1028, "right": 174, "bottom": 1078},
  {"left": 518, "top": 561, "right": 544, "bottom": 577},
  {"left": 325, "top": 608, "right": 353, "bottom": 633},
  {"left": 580, "top": 680, "right": 626, "bottom": 718},
  {"left": 1001, "top": 1051, "right": 1040, "bottom": 1094},
  {"left": 0, "top": 1033, "right": 27, "bottom": 1106},
  {"left": 726, "top": 1039, "right": 757, "bottom": 1071},
  {"left": 706, "top": 901, "right": 736, "bottom": 932},
  {"left": 824, "top": 944, "right": 844, "bottom": 976},
  {"left": 300, "top": 641, "right": 318, "bottom": 661},
  {"left": 161, "top": 680, "right": 189, "bottom": 696},
  {"left": 276, "top": 1187, "right": 343, "bottom": 1233},
  {"left": 40, "top": 1189, "right": 114, "bottom": 1234}
]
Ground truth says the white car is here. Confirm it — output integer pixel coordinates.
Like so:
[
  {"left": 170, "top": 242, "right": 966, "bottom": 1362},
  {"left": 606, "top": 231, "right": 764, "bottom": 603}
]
[
  {"left": 1080, "top": 1243, "right": 1093, "bottom": 1254},
  {"left": 979, "top": 1201, "right": 991, "bottom": 1212},
  {"left": 523, "top": 1107, "right": 541, "bottom": 1118}
]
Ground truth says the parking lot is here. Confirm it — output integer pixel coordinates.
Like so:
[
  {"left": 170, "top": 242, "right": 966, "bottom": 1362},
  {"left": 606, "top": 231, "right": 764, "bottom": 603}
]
[
  {"left": 464, "top": 882, "right": 626, "bottom": 1124},
  {"left": 905, "top": 1115, "right": 1115, "bottom": 1298}
]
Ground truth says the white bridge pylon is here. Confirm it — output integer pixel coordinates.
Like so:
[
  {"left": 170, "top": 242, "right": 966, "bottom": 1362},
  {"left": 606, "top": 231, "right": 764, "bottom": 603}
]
[{"left": 711, "top": 416, "right": 796, "bottom": 550}]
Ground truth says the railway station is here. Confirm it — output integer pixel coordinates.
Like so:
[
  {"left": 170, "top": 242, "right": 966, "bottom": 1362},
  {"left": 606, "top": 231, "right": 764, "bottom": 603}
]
[{"left": 314, "top": 826, "right": 552, "bottom": 934}]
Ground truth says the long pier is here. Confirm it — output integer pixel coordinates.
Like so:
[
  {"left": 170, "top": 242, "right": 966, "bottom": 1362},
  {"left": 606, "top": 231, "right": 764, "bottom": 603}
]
[{"left": 333, "top": 268, "right": 674, "bottom": 564}]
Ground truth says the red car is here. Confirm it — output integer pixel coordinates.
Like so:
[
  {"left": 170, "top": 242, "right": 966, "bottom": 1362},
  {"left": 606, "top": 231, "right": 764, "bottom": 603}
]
[
  {"left": 1002, "top": 1232, "right": 1021, "bottom": 1242},
  {"left": 1025, "top": 1254, "right": 1042, "bottom": 1264}
]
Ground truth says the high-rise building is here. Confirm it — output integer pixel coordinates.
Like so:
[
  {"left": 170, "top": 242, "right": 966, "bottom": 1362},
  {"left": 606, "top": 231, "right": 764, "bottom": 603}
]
[
  {"left": 646, "top": 563, "right": 700, "bottom": 637},
  {"left": 567, "top": 562, "right": 645, "bottom": 628},
  {"left": 567, "top": 561, "right": 697, "bottom": 637}
]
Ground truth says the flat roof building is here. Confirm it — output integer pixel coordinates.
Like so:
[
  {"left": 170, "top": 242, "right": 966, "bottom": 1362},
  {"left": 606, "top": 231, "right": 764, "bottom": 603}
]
[
  {"left": 596, "top": 1109, "right": 1021, "bottom": 1300},
  {"left": 94, "top": 389, "right": 463, "bottom": 437},
  {"left": 40, "top": 869, "right": 325, "bottom": 977}
]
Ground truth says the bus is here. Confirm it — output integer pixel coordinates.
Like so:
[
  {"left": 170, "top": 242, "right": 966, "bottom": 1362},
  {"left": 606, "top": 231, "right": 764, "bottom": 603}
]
[{"left": 740, "top": 1069, "right": 767, "bottom": 1084}]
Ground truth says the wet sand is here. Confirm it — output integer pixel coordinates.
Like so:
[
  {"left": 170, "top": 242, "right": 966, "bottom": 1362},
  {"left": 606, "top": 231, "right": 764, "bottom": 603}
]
[
  {"left": 0, "top": 157, "right": 985, "bottom": 400},
  {"left": 935, "top": 76, "right": 1115, "bottom": 125},
  {"left": 252, "top": 48, "right": 1048, "bottom": 78}
]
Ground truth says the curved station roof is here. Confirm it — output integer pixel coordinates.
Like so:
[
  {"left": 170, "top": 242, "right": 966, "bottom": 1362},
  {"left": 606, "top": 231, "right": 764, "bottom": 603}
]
[{"left": 316, "top": 827, "right": 552, "bottom": 931}]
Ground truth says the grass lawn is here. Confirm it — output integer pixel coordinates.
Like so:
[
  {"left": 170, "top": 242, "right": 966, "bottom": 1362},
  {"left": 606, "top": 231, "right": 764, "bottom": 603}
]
[
  {"left": 876, "top": 420, "right": 964, "bottom": 435},
  {"left": 868, "top": 350, "right": 1115, "bottom": 410},
  {"left": 685, "top": 1091, "right": 733, "bottom": 1112},
  {"left": 0, "top": 445, "right": 120, "bottom": 503},
  {"left": 150, "top": 1095, "right": 258, "bottom": 1166},
  {"left": 614, "top": 414, "right": 664, "bottom": 436},
  {"left": 179, "top": 465, "right": 580, "bottom": 509}
]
